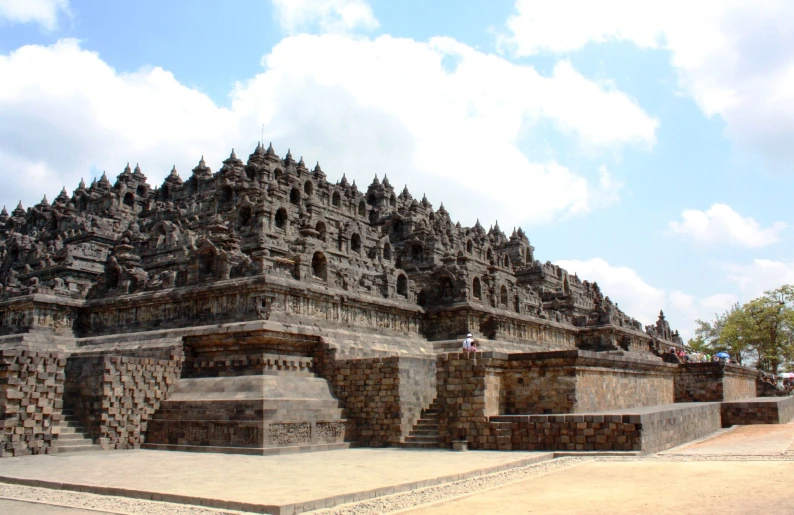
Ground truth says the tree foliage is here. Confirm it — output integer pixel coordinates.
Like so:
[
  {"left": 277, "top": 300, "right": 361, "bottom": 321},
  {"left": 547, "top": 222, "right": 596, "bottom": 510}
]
[{"left": 687, "top": 285, "right": 794, "bottom": 373}]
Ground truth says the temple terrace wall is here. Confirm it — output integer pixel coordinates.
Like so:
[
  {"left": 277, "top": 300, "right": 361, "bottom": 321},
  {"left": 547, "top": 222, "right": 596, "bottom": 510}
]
[
  {"left": 490, "top": 402, "right": 722, "bottom": 453},
  {"left": 434, "top": 351, "right": 754, "bottom": 452},
  {"left": 0, "top": 349, "right": 66, "bottom": 456},
  {"left": 434, "top": 350, "right": 676, "bottom": 448},
  {"left": 64, "top": 352, "right": 183, "bottom": 449},
  {"left": 721, "top": 396, "right": 794, "bottom": 426},
  {"left": 502, "top": 351, "right": 675, "bottom": 414},
  {"left": 674, "top": 362, "right": 757, "bottom": 403},
  {"left": 315, "top": 344, "right": 436, "bottom": 446}
]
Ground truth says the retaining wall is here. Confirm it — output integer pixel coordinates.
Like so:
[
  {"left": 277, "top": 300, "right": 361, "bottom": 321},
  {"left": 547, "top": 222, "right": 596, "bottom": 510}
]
[
  {"left": 721, "top": 396, "right": 794, "bottom": 426},
  {"left": 0, "top": 349, "right": 66, "bottom": 457},
  {"left": 315, "top": 344, "right": 436, "bottom": 446},
  {"left": 503, "top": 351, "right": 674, "bottom": 414},
  {"left": 65, "top": 352, "right": 183, "bottom": 449},
  {"left": 675, "top": 362, "right": 757, "bottom": 402},
  {"left": 490, "top": 402, "right": 722, "bottom": 454}
]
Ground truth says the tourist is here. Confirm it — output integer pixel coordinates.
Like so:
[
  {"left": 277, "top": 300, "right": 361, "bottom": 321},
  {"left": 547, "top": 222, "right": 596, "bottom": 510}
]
[{"left": 462, "top": 333, "right": 477, "bottom": 352}]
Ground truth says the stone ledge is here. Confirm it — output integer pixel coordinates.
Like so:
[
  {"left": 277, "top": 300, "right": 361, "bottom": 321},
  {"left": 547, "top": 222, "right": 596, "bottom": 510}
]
[
  {"left": 721, "top": 396, "right": 794, "bottom": 426},
  {"left": 490, "top": 402, "right": 722, "bottom": 454}
]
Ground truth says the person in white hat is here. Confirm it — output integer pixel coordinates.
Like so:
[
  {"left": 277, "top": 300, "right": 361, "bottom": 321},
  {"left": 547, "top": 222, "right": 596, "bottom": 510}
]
[{"left": 462, "top": 333, "right": 478, "bottom": 352}]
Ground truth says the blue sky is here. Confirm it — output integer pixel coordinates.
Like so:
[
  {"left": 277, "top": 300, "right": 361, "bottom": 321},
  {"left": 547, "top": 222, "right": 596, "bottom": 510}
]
[{"left": 2, "top": 0, "right": 793, "bottom": 339}]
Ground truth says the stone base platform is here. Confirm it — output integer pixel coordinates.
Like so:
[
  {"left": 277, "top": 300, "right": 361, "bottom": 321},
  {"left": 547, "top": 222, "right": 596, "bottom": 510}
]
[
  {"left": 0, "top": 449, "right": 554, "bottom": 514},
  {"left": 490, "top": 402, "right": 722, "bottom": 454},
  {"left": 142, "top": 441, "right": 351, "bottom": 456},
  {"left": 721, "top": 396, "right": 794, "bottom": 426},
  {"left": 145, "top": 374, "right": 351, "bottom": 453}
]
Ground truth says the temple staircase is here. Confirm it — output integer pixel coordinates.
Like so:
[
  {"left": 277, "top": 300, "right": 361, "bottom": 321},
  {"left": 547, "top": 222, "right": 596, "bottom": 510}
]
[
  {"left": 56, "top": 409, "right": 102, "bottom": 453},
  {"left": 402, "top": 400, "right": 441, "bottom": 449}
]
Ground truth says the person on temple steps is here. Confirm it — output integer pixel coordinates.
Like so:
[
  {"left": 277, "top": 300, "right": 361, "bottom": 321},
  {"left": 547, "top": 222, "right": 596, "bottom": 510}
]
[{"left": 462, "top": 333, "right": 478, "bottom": 352}]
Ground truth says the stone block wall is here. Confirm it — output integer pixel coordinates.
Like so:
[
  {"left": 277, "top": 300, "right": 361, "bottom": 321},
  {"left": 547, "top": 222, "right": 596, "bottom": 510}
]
[
  {"left": 502, "top": 365, "right": 575, "bottom": 415},
  {"left": 65, "top": 351, "right": 183, "bottom": 449},
  {"left": 398, "top": 357, "right": 436, "bottom": 438},
  {"left": 316, "top": 343, "right": 435, "bottom": 446},
  {"left": 490, "top": 403, "right": 722, "bottom": 454},
  {"left": 675, "top": 362, "right": 757, "bottom": 402},
  {"left": 315, "top": 346, "right": 400, "bottom": 446},
  {"left": 721, "top": 397, "right": 794, "bottom": 426},
  {"left": 638, "top": 403, "right": 722, "bottom": 453},
  {"left": 490, "top": 414, "right": 643, "bottom": 452},
  {"left": 436, "top": 352, "right": 507, "bottom": 449},
  {"left": 574, "top": 367, "right": 673, "bottom": 412},
  {"left": 64, "top": 355, "right": 105, "bottom": 439},
  {"left": 182, "top": 329, "right": 317, "bottom": 378},
  {"left": 757, "top": 378, "right": 786, "bottom": 397},
  {"left": 502, "top": 351, "right": 674, "bottom": 415},
  {"left": 0, "top": 349, "right": 66, "bottom": 457},
  {"left": 436, "top": 350, "right": 677, "bottom": 449}
]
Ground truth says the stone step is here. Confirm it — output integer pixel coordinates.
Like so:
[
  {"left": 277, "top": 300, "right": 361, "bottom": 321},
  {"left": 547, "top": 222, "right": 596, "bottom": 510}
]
[
  {"left": 56, "top": 425, "right": 83, "bottom": 435},
  {"left": 57, "top": 444, "right": 102, "bottom": 453},
  {"left": 59, "top": 438, "right": 95, "bottom": 447},
  {"left": 409, "top": 429, "right": 439, "bottom": 437},
  {"left": 404, "top": 435, "right": 439, "bottom": 443},
  {"left": 401, "top": 442, "right": 439, "bottom": 449},
  {"left": 58, "top": 433, "right": 92, "bottom": 442},
  {"left": 142, "top": 442, "right": 351, "bottom": 456},
  {"left": 416, "top": 419, "right": 439, "bottom": 426},
  {"left": 152, "top": 408, "right": 346, "bottom": 422}
]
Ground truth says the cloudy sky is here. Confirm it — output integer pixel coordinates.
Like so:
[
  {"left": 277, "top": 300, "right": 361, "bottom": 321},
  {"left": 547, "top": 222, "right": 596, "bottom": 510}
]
[{"left": 1, "top": 0, "right": 792, "bottom": 339}]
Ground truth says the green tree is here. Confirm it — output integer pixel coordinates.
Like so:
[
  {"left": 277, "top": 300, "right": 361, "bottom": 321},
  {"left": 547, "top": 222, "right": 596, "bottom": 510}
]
[
  {"left": 687, "top": 286, "right": 794, "bottom": 373},
  {"left": 688, "top": 303, "right": 745, "bottom": 363}
]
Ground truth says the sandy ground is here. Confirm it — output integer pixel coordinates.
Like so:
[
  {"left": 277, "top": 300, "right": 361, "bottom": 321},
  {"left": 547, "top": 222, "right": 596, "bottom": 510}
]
[
  {"left": 661, "top": 424, "right": 794, "bottom": 455},
  {"left": 401, "top": 460, "right": 794, "bottom": 515}
]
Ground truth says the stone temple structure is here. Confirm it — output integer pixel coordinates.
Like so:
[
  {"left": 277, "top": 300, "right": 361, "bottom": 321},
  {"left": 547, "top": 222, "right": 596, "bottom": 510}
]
[{"left": 0, "top": 143, "right": 788, "bottom": 458}]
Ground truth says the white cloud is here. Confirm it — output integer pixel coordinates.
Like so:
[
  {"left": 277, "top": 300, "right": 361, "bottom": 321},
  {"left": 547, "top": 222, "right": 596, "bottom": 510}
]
[
  {"left": 504, "top": 0, "right": 794, "bottom": 167},
  {"left": 667, "top": 290, "right": 739, "bottom": 327},
  {"left": 555, "top": 257, "right": 738, "bottom": 340},
  {"left": 0, "top": 0, "right": 69, "bottom": 30},
  {"left": 555, "top": 258, "right": 665, "bottom": 327},
  {"left": 0, "top": 39, "right": 236, "bottom": 209},
  {"left": 723, "top": 259, "right": 794, "bottom": 298},
  {"left": 271, "top": 0, "right": 378, "bottom": 34},
  {"left": 0, "top": 35, "right": 656, "bottom": 226},
  {"left": 668, "top": 203, "right": 786, "bottom": 248}
]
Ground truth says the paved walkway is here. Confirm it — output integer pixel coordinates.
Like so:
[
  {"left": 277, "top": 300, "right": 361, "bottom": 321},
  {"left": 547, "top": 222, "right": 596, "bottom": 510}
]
[{"left": 0, "top": 448, "right": 551, "bottom": 513}]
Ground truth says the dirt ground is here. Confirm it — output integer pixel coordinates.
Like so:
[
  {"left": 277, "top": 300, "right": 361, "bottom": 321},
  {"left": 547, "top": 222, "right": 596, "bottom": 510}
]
[{"left": 403, "top": 460, "right": 794, "bottom": 515}]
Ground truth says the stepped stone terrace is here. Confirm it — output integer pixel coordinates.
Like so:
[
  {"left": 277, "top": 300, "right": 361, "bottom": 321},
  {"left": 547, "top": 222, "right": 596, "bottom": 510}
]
[{"left": 0, "top": 142, "right": 779, "bottom": 459}]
